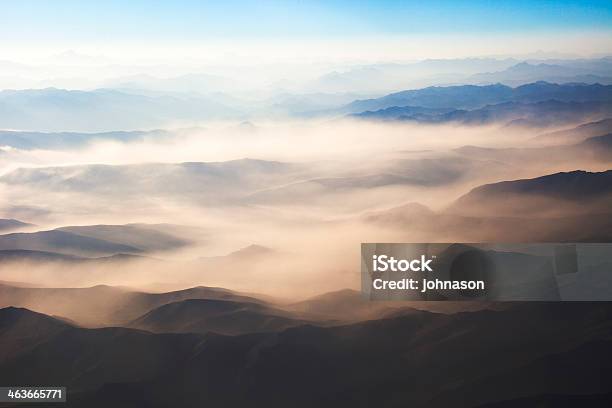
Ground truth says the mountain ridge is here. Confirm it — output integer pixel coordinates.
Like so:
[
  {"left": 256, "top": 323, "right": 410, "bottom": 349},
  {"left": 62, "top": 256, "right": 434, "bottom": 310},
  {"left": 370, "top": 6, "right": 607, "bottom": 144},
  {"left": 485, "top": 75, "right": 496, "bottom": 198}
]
[{"left": 344, "top": 81, "right": 612, "bottom": 113}]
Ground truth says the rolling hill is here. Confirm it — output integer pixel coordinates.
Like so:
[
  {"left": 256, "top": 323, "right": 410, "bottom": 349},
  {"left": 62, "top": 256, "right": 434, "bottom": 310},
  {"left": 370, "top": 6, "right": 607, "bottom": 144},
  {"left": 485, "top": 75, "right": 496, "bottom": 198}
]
[
  {"left": 2, "top": 303, "right": 612, "bottom": 407},
  {"left": 129, "top": 298, "right": 307, "bottom": 335},
  {"left": 533, "top": 118, "right": 612, "bottom": 144},
  {"left": 448, "top": 170, "right": 612, "bottom": 217},
  {"left": 56, "top": 224, "right": 191, "bottom": 253},
  {"left": 0, "top": 283, "right": 269, "bottom": 327},
  {"left": 0, "top": 230, "right": 142, "bottom": 257},
  {"left": 0, "top": 223, "right": 200, "bottom": 259},
  {"left": 0, "top": 218, "right": 31, "bottom": 232},
  {"left": 366, "top": 204, "right": 612, "bottom": 242},
  {"left": 0, "top": 307, "right": 205, "bottom": 393},
  {"left": 453, "top": 133, "right": 612, "bottom": 164},
  {"left": 0, "top": 158, "right": 306, "bottom": 204}
]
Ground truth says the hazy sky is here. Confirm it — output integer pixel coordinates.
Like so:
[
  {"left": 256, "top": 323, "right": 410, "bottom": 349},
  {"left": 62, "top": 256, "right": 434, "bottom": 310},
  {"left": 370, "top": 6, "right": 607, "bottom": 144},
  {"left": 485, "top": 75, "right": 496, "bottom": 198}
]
[{"left": 2, "top": 1, "right": 612, "bottom": 62}]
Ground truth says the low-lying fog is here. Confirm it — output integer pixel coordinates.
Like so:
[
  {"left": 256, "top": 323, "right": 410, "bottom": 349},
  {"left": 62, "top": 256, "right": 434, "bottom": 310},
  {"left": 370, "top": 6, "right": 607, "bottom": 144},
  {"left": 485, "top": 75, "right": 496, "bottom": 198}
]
[{"left": 0, "top": 119, "right": 610, "bottom": 298}]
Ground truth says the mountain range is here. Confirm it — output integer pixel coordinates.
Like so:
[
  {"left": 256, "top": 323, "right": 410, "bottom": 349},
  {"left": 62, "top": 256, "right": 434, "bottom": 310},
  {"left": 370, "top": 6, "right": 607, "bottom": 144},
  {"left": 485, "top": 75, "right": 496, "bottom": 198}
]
[
  {"left": 0, "top": 88, "right": 240, "bottom": 132},
  {"left": 128, "top": 298, "right": 309, "bottom": 335},
  {"left": 0, "top": 158, "right": 306, "bottom": 205},
  {"left": 2, "top": 50, "right": 612, "bottom": 408},
  {"left": 2, "top": 81, "right": 612, "bottom": 132},
  {"left": 533, "top": 118, "right": 612, "bottom": 144},
  {"left": 454, "top": 132, "right": 612, "bottom": 166},
  {"left": 354, "top": 100, "right": 612, "bottom": 128},
  {"left": 0, "top": 224, "right": 193, "bottom": 257},
  {"left": 345, "top": 82, "right": 612, "bottom": 113},
  {"left": 449, "top": 169, "right": 612, "bottom": 217},
  {"left": 468, "top": 61, "right": 612, "bottom": 86},
  {"left": 0, "top": 283, "right": 269, "bottom": 327},
  {"left": 2, "top": 302, "right": 612, "bottom": 407},
  {"left": 306, "top": 57, "right": 612, "bottom": 93},
  {"left": 0, "top": 129, "right": 171, "bottom": 150},
  {"left": 0, "top": 230, "right": 142, "bottom": 257},
  {"left": 365, "top": 168, "right": 612, "bottom": 242}
]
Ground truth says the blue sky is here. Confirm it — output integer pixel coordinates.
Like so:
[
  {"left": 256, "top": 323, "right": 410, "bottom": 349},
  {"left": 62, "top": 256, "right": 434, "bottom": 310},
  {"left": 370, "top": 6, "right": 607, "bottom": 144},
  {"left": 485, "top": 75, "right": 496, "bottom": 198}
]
[{"left": 2, "top": 0, "right": 612, "bottom": 43}]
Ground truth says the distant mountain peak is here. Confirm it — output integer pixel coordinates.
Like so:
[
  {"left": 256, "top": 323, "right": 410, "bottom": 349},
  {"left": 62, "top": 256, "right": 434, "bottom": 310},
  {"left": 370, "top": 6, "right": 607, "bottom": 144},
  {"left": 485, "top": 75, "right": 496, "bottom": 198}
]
[
  {"left": 228, "top": 244, "right": 275, "bottom": 259},
  {"left": 0, "top": 219, "right": 32, "bottom": 232}
]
